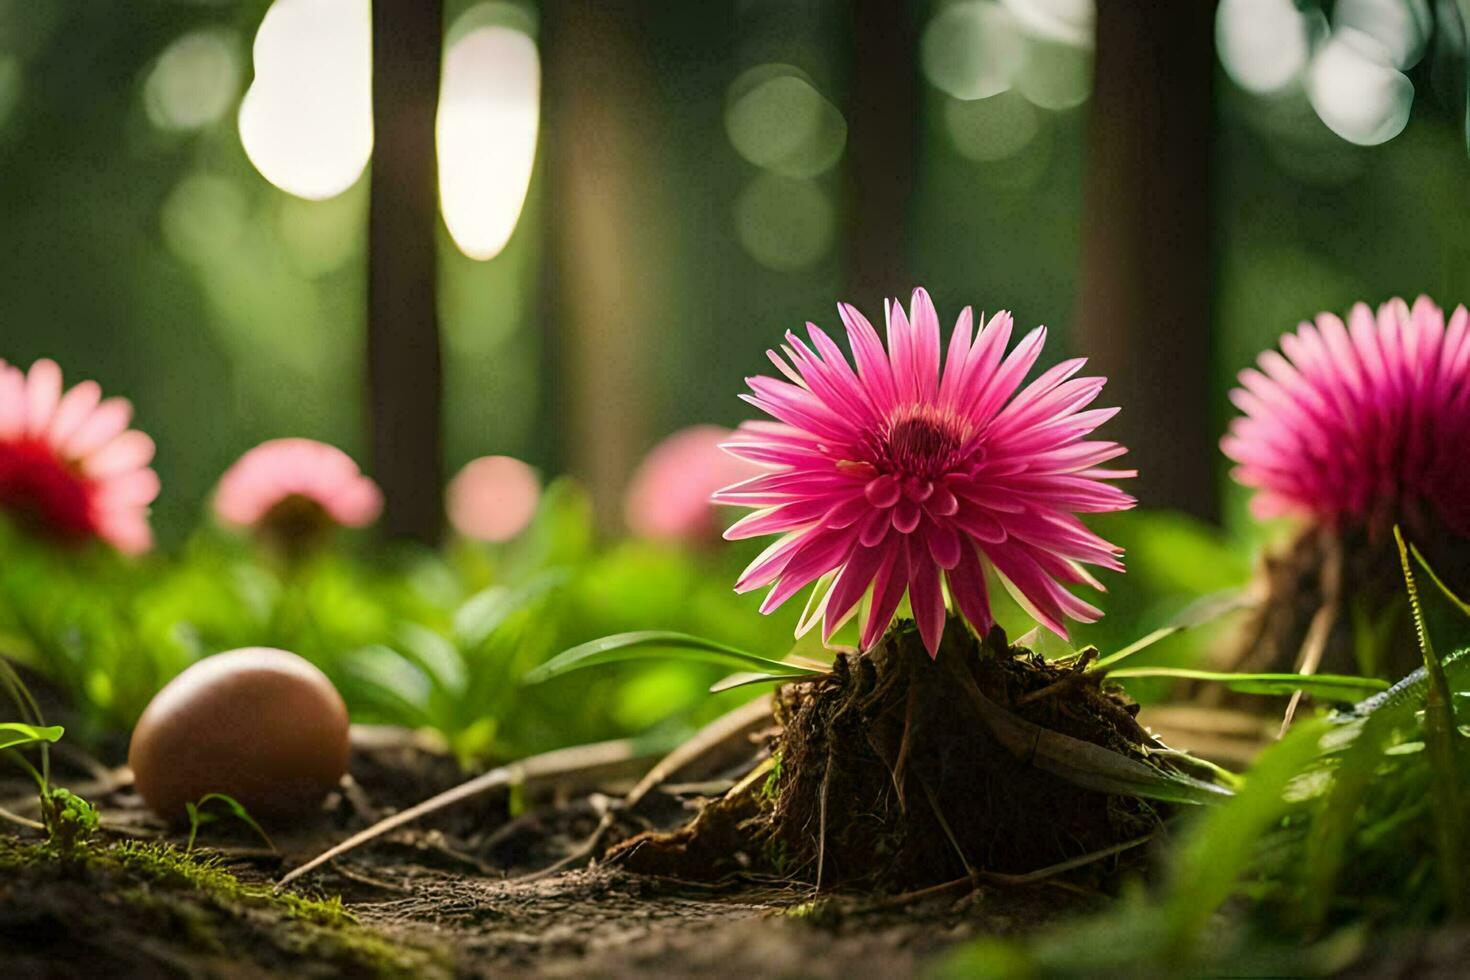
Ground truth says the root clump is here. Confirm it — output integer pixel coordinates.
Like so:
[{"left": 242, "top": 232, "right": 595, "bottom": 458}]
[{"left": 616, "top": 618, "right": 1177, "bottom": 892}]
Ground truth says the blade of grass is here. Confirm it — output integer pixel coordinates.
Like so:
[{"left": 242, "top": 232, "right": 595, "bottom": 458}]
[
  {"left": 709, "top": 670, "right": 822, "bottom": 693},
  {"left": 1105, "top": 667, "right": 1387, "bottom": 703},
  {"left": 1410, "top": 540, "right": 1470, "bottom": 619},
  {"left": 1161, "top": 717, "right": 1332, "bottom": 956},
  {"left": 523, "top": 631, "right": 822, "bottom": 685},
  {"left": 1395, "top": 526, "right": 1467, "bottom": 918},
  {"left": 1093, "top": 589, "right": 1254, "bottom": 670},
  {"left": 186, "top": 792, "right": 277, "bottom": 854}
]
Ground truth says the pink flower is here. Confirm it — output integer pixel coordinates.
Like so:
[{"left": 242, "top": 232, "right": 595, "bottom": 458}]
[
  {"left": 0, "top": 358, "right": 158, "bottom": 554},
  {"left": 1223, "top": 296, "right": 1470, "bottom": 537},
  {"left": 446, "top": 455, "right": 540, "bottom": 542},
  {"left": 713, "top": 288, "right": 1134, "bottom": 657},
  {"left": 624, "top": 425, "right": 758, "bottom": 544},
  {"left": 214, "top": 438, "right": 381, "bottom": 538}
]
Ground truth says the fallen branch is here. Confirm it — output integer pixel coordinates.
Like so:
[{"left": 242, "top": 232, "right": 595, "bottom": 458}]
[{"left": 276, "top": 737, "right": 650, "bottom": 890}]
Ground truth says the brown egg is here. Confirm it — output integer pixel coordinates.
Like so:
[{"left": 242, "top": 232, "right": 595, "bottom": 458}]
[{"left": 129, "top": 647, "right": 350, "bottom": 823}]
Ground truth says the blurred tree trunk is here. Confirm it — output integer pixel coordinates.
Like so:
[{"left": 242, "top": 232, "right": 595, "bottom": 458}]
[
  {"left": 1076, "top": 1, "right": 1218, "bottom": 521},
  {"left": 368, "top": 0, "right": 444, "bottom": 543},
  {"left": 845, "top": 0, "right": 918, "bottom": 308},
  {"left": 539, "top": 2, "right": 663, "bottom": 532}
]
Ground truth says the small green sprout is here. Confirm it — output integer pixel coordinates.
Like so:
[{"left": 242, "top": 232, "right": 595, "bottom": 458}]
[
  {"left": 185, "top": 793, "right": 277, "bottom": 854},
  {"left": 40, "top": 787, "right": 98, "bottom": 852}
]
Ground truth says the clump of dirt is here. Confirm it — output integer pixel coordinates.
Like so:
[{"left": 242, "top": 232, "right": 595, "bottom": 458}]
[
  {"left": 1204, "top": 519, "right": 1470, "bottom": 702},
  {"left": 615, "top": 618, "right": 1180, "bottom": 891}
]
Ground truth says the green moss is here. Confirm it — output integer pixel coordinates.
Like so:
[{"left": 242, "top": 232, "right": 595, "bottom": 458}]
[{"left": 0, "top": 834, "right": 444, "bottom": 977}]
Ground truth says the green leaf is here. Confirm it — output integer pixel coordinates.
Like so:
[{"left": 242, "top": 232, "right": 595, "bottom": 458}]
[
  {"left": 453, "top": 570, "right": 566, "bottom": 649},
  {"left": 1161, "top": 718, "right": 1333, "bottom": 953},
  {"left": 523, "top": 631, "right": 823, "bottom": 685},
  {"left": 0, "top": 722, "right": 63, "bottom": 752},
  {"left": 1105, "top": 667, "right": 1388, "bottom": 703}
]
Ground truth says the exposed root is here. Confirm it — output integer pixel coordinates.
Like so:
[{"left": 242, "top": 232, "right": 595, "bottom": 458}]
[
  {"left": 1204, "top": 519, "right": 1470, "bottom": 707},
  {"left": 615, "top": 618, "right": 1192, "bottom": 892}
]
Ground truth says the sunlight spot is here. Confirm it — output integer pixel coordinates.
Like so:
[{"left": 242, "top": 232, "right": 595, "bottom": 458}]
[
  {"left": 1334, "top": 0, "right": 1431, "bottom": 70},
  {"left": 238, "top": 0, "right": 372, "bottom": 201},
  {"left": 144, "top": 30, "right": 240, "bottom": 131},
  {"left": 437, "top": 17, "right": 540, "bottom": 261},
  {"left": 725, "top": 64, "right": 846, "bottom": 178},
  {"left": 1216, "top": 0, "right": 1322, "bottom": 95},
  {"left": 1000, "top": 0, "right": 1094, "bottom": 48},
  {"left": 921, "top": 2, "right": 1021, "bottom": 101},
  {"left": 1307, "top": 28, "right": 1413, "bottom": 146}
]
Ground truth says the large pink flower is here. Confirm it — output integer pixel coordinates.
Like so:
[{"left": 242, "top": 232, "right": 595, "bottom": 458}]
[
  {"left": 713, "top": 288, "right": 1134, "bottom": 657},
  {"left": 624, "top": 425, "right": 759, "bottom": 544},
  {"left": 215, "top": 438, "right": 382, "bottom": 536},
  {"left": 0, "top": 358, "right": 158, "bottom": 554},
  {"left": 1223, "top": 296, "right": 1470, "bottom": 537}
]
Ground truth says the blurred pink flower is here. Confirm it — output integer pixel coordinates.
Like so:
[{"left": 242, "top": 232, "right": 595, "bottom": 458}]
[
  {"left": 1223, "top": 296, "right": 1470, "bottom": 536},
  {"left": 214, "top": 438, "right": 381, "bottom": 538},
  {"left": 0, "top": 358, "right": 158, "bottom": 554},
  {"left": 446, "top": 455, "right": 540, "bottom": 542},
  {"left": 713, "top": 288, "right": 1134, "bottom": 657},
  {"left": 624, "top": 425, "right": 758, "bottom": 544}
]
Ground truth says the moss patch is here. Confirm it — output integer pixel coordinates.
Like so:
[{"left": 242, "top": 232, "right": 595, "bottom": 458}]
[{"left": 0, "top": 835, "right": 445, "bottom": 977}]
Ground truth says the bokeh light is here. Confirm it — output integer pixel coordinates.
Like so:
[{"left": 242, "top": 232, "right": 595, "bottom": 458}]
[
  {"left": 1000, "top": 0, "right": 1094, "bottom": 48},
  {"left": 725, "top": 64, "right": 846, "bottom": 178},
  {"left": 437, "top": 18, "right": 540, "bottom": 262},
  {"left": 274, "top": 188, "right": 366, "bottom": 278},
  {"left": 237, "top": 0, "right": 373, "bottom": 201},
  {"left": 1012, "top": 34, "right": 1092, "bottom": 110},
  {"left": 160, "top": 174, "right": 249, "bottom": 261},
  {"left": 943, "top": 91, "right": 1041, "bottom": 161},
  {"left": 143, "top": 30, "right": 240, "bottom": 131},
  {"left": 1335, "top": 0, "right": 1430, "bottom": 70},
  {"left": 1215, "top": 0, "right": 1322, "bottom": 96},
  {"left": 921, "top": 2, "right": 1021, "bottom": 102},
  {"left": 733, "top": 174, "right": 834, "bottom": 272},
  {"left": 922, "top": 0, "right": 1093, "bottom": 112},
  {"left": 1307, "top": 28, "right": 1413, "bottom": 146}
]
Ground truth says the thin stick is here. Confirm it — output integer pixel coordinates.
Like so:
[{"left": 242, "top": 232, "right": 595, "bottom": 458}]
[
  {"left": 0, "top": 804, "right": 43, "bottom": 831},
  {"left": 815, "top": 742, "right": 834, "bottom": 891},
  {"left": 514, "top": 695, "right": 776, "bottom": 883},
  {"left": 275, "top": 738, "right": 644, "bottom": 891},
  {"left": 1280, "top": 537, "right": 1342, "bottom": 735},
  {"left": 855, "top": 834, "right": 1154, "bottom": 912}
]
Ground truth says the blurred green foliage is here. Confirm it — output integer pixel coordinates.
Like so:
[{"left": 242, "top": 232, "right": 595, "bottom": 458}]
[{"left": 0, "top": 479, "right": 815, "bottom": 761}]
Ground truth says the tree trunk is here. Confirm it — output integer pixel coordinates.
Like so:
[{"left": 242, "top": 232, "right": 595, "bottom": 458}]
[
  {"left": 367, "top": 0, "right": 445, "bottom": 543},
  {"left": 539, "top": 1, "right": 662, "bottom": 532},
  {"left": 845, "top": 0, "right": 918, "bottom": 309},
  {"left": 1076, "top": 1, "right": 1218, "bottom": 521}
]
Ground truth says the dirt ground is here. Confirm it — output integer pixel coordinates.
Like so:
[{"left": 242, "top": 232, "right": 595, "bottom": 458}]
[{"left": 0, "top": 720, "right": 1109, "bottom": 978}]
